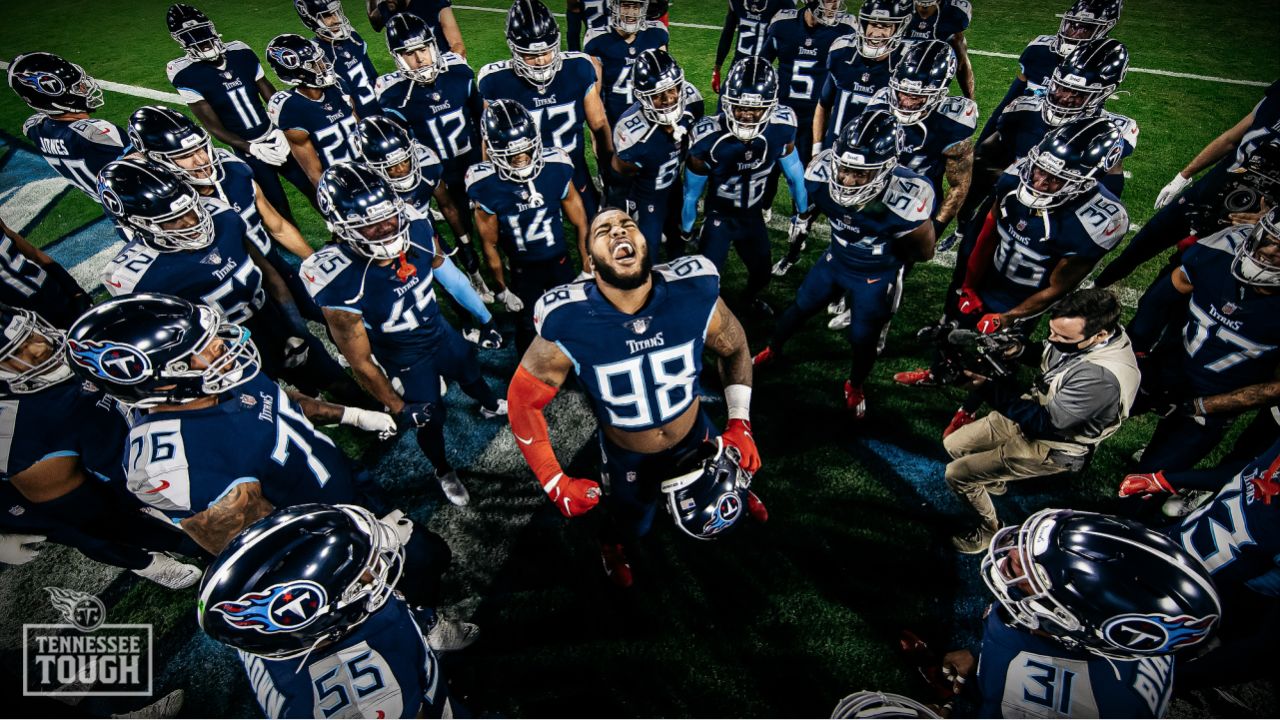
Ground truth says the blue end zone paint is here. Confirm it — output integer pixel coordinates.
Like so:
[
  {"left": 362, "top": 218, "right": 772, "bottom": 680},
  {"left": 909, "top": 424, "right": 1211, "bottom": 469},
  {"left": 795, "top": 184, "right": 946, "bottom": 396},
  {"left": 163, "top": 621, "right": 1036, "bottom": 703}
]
[{"left": 0, "top": 131, "right": 76, "bottom": 236}]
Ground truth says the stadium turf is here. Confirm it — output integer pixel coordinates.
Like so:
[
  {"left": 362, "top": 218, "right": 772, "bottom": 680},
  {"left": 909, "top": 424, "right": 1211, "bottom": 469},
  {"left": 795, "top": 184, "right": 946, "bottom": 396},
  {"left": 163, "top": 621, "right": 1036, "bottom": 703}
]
[{"left": 0, "top": 0, "right": 1278, "bottom": 716}]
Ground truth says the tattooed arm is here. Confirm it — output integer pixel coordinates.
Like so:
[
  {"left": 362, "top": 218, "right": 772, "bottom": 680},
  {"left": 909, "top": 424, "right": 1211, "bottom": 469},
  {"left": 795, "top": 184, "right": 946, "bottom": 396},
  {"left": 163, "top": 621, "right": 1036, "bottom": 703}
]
[
  {"left": 180, "top": 481, "right": 274, "bottom": 554},
  {"left": 705, "top": 298, "right": 752, "bottom": 388},
  {"left": 937, "top": 139, "right": 975, "bottom": 227}
]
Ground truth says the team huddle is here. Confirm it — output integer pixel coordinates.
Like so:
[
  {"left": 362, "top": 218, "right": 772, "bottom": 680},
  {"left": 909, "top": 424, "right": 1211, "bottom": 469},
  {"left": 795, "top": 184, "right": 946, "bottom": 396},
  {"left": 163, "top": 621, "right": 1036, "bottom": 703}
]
[{"left": 1, "top": 0, "right": 1279, "bottom": 716}]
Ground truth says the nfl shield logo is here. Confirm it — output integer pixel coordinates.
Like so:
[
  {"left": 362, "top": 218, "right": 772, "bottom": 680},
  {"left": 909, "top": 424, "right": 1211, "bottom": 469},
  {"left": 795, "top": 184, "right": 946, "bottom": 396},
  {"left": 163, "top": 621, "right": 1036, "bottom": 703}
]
[
  {"left": 201, "top": 249, "right": 223, "bottom": 265},
  {"left": 744, "top": 150, "right": 753, "bottom": 161},
  {"left": 805, "top": 39, "right": 813, "bottom": 47},
  {"left": 862, "top": 73, "right": 870, "bottom": 82},
  {"left": 1016, "top": 219, "right": 1028, "bottom": 231},
  {"left": 1221, "top": 302, "right": 1237, "bottom": 315},
  {"left": 625, "top": 316, "right": 652, "bottom": 334}
]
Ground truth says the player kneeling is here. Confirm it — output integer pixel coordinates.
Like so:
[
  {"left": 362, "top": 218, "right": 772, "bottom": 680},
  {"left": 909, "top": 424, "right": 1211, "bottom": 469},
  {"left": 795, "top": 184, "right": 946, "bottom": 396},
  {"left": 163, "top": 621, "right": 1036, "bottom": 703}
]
[{"left": 507, "top": 209, "right": 766, "bottom": 587}]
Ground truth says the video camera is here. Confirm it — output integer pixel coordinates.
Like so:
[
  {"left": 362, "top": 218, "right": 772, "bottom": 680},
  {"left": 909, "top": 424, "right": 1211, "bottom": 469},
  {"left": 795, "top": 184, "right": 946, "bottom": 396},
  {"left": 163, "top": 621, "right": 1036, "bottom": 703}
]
[
  {"left": 916, "top": 321, "right": 1027, "bottom": 385},
  {"left": 1185, "top": 138, "right": 1280, "bottom": 236}
]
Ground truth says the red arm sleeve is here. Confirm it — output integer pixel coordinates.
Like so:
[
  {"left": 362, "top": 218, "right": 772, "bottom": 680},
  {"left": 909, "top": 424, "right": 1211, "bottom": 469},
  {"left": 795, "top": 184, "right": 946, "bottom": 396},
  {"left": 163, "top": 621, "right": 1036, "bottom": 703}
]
[
  {"left": 963, "top": 208, "right": 1000, "bottom": 290},
  {"left": 507, "top": 365, "right": 564, "bottom": 488}
]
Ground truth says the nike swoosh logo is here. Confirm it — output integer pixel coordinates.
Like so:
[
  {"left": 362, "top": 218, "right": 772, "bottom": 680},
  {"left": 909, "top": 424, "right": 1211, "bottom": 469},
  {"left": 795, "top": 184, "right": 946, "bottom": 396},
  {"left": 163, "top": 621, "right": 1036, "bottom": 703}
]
[
  {"left": 144, "top": 480, "right": 171, "bottom": 494},
  {"left": 106, "top": 279, "right": 122, "bottom": 288},
  {"left": 916, "top": 200, "right": 927, "bottom": 213},
  {"left": 303, "top": 272, "right": 317, "bottom": 282},
  {"left": 867, "top": 278, "right": 881, "bottom": 284},
  {"left": 514, "top": 433, "right": 534, "bottom": 445}
]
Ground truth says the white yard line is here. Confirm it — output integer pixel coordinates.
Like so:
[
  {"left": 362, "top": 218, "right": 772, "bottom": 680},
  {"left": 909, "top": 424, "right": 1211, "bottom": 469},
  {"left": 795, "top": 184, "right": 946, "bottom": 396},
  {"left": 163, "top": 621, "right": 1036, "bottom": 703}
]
[{"left": 0, "top": 59, "right": 185, "bottom": 103}]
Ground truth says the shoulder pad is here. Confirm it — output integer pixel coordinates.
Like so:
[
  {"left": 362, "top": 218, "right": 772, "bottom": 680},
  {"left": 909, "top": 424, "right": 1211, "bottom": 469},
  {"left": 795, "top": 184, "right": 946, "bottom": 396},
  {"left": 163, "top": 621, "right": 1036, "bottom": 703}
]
[
  {"left": 374, "top": 71, "right": 403, "bottom": 96},
  {"left": 772, "top": 105, "right": 797, "bottom": 126},
  {"left": 165, "top": 56, "right": 194, "bottom": 80},
  {"left": 477, "top": 60, "right": 511, "bottom": 85},
  {"left": 545, "top": 147, "right": 573, "bottom": 166},
  {"left": 563, "top": 51, "right": 593, "bottom": 62},
  {"left": 464, "top": 162, "right": 496, "bottom": 189},
  {"left": 225, "top": 40, "right": 252, "bottom": 52},
  {"left": 198, "top": 194, "right": 237, "bottom": 216},
  {"left": 831, "top": 35, "right": 858, "bottom": 52},
  {"left": 805, "top": 150, "right": 833, "bottom": 182},
  {"left": 69, "top": 119, "right": 126, "bottom": 147},
  {"left": 691, "top": 115, "right": 722, "bottom": 145},
  {"left": 125, "top": 419, "right": 192, "bottom": 514},
  {"left": 938, "top": 96, "right": 979, "bottom": 129},
  {"left": 681, "top": 80, "right": 704, "bottom": 104},
  {"left": 1197, "top": 224, "right": 1249, "bottom": 255},
  {"left": 614, "top": 111, "right": 653, "bottom": 152},
  {"left": 22, "top": 114, "right": 43, "bottom": 137},
  {"left": 1029, "top": 34, "right": 1056, "bottom": 48},
  {"left": 1004, "top": 95, "right": 1042, "bottom": 114},
  {"left": 266, "top": 91, "right": 291, "bottom": 124},
  {"left": 300, "top": 245, "right": 354, "bottom": 297},
  {"left": 643, "top": 20, "right": 667, "bottom": 33},
  {"left": 869, "top": 86, "right": 892, "bottom": 107},
  {"left": 770, "top": 9, "right": 799, "bottom": 26},
  {"left": 1072, "top": 192, "right": 1129, "bottom": 250},
  {"left": 214, "top": 147, "right": 247, "bottom": 168},
  {"left": 1106, "top": 111, "right": 1140, "bottom": 148},
  {"left": 834, "top": 12, "right": 857, "bottom": 29},
  {"left": 103, "top": 244, "right": 159, "bottom": 296},
  {"left": 533, "top": 282, "right": 590, "bottom": 337},
  {"left": 946, "top": 0, "right": 973, "bottom": 22},
  {"left": 583, "top": 27, "right": 610, "bottom": 47},
  {"left": 884, "top": 172, "right": 936, "bottom": 223},
  {"left": 441, "top": 52, "right": 471, "bottom": 71},
  {"left": 654, "top": 255, "right": 720, "bottom": 284},
  {"left": 415, "top": 143, "right": 442, "bottom": 167}
]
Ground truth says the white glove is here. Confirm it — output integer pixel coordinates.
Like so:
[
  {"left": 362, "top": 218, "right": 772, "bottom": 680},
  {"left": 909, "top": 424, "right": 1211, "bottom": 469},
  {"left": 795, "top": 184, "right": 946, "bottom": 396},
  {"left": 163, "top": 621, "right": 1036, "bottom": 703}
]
[
  {"left": 283, "top": 337, "right": 309, "bottom": 369},
  {"left": 249, "top": 130, "right": 290, "bottom": 166},
  {"left": 1154, "top": 173, "right": 1192, "bottom": 209},
  {"left": 468, "top": 270, "right": 496, "bottom": 304},
  {"left": 811, "top": 142, "right": 824, "bottom": 158},
  {"left": 788, "top": 214, "right": 811, "bottom": 242},
  {"left": 496, "top": 288, "right": 524, "bottom": 312},
  {"left": 379, "top": 510, "right": 414, "bottom": 547},
  {"left": 341, "top": 407, "right": 398, "bottom": 440},
  {"left": 0, "top": 533, "right": 45, "bottom": 565}
]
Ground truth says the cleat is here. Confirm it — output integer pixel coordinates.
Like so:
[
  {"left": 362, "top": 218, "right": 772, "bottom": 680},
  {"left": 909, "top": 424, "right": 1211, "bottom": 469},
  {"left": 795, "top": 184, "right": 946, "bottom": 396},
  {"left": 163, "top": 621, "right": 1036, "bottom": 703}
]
[
  {"left": 752, "top": 345, "right": 780, "bottom": 367},
  {"left": 133, "top": 553, "right": 201, "bottom": 590},
  {"left": 479, "top": 398, "right": 508, "bottom": 419},
  {"left": 951, "top": 525, "right": 996, "bottom": 554},
  {"left": 427, "top": 619, "right": 480, "bottom": 652},
  {"left": 437, "top": 470, "right": 470, "bottom": 507},
  {"left": 827, "top": 308, "right": 851, "bottom": 330},
  {"left": 937, "top": 231, "right": 961, "bottom": 253},
  {"left": 894, "top": 367, "right": 939, "bottom": 387},
  {"left": 746, "top": 490, "right": 769, "bottom": 523},
  {"left": 1130, "top": 446, "right": 1145, "bottom": 463},
  {"left": 843, "top": 381, "right": 867, "bottom": 420},
  {"left": 942, "top": 408, "right": 978, "bottom": 439},
  {"left": 827, "top": 297, "right": 846, "bottom": 316},
  {"left": 600, "top": 543, "right": 633, "bottom": 588},
  {"left": 771, "top": 256, "right": 796, "bottom": 277}
]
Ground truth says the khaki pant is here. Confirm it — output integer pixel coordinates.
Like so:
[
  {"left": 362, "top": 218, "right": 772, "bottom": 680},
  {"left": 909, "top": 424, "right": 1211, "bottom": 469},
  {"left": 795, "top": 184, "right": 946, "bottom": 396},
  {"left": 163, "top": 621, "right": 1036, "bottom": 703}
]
[{"left": 943, "top": 412, "right": 1075, "bottom": 529}]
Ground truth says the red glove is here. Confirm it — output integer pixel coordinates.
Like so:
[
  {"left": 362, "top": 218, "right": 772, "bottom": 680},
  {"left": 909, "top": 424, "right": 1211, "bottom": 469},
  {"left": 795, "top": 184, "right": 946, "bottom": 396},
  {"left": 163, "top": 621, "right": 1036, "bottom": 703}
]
[
  {"left": 544, "top": 473, "right": 602, "bottom": 518},
  {"left": 956, "top": 287, "right": 984, "bottom": 316},
  {"left": 711, "top": 66, "right": 722, "bottom": 94},
  {"left": 976, "top": 313, "right": 1003, "bottom": 334},
  {"left": 721, "top": 418, "right": 761, "bottom": 473},
  {"left": 1118, "top": 471, "right": 1175, "bottom": 499}
]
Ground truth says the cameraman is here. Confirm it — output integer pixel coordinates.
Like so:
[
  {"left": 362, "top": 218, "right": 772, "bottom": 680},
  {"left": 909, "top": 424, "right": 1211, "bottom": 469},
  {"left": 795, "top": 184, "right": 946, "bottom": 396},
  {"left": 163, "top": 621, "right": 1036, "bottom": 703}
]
[
  {"left": 1095, "top": 79, "right": 1280, "bottom": 287},
  {"left": 945, "top": 289, "right": 1140, "bottom": 553}
]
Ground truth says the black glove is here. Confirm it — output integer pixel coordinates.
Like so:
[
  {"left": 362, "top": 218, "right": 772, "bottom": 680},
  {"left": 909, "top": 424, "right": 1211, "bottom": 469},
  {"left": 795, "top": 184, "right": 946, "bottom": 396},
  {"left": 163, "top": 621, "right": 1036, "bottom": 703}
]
[
  {"left": 1158, "top": 398, "right": 1207, "bottom": 426},
  {"left": 395, "top": 402, "right": 434, "bottom": 432},
  {"left": 478, "top": 321, "right": 503, "bottom": 350}
]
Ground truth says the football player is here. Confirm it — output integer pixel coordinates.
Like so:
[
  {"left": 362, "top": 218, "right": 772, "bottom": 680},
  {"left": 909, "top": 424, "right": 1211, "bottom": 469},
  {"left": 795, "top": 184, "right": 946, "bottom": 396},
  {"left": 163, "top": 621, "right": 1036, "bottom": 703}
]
[
  {"left": 0, "top": 304, "right": 202, "bottom": 589},
  {"left": 508, "top": 209, "right": 766, "bottom": 587},
  {"left": 97, "top": 158, "right": 354, "bottom": 402},
  {"left": 62, "top": 294, "right": 397, "bottom": 555},
  {"left": 265, "top": 34, "right": 361, "bottom": 187},
  {"left": 682, "top": 57, "right": 809, "bottom": 314},
  {"left": 376, "top": 13, "right": 486, "bottom": 286},
  {"left": 467, "top": 100, "right": 591, "bottom": 353},
  {"left": 164, "top": 4, "right": 307, "bottom": 220},
  {"left": 126, "top": 105, "right": 322, "bottom": 322},
  {"left": 200, "top": 504, "right": 458, "bottom": 718},
  {"left": 367, "top": 0, "right": 468, "bottom": 57},
  {"left": 1125, "top": 207, "right": 1280, "bottom": 473},
  {"left": 902, "top": 0, "right": 974, "bottom": 99},
  {"left": 304, "top": 163, "right": 506, "bottom": 508},
  {"left": 974, "top": 0, "right": 1122, "bottom": 144},
  {"left": 567, "top": 0, "right": 609, "bottom": 51},
  {"left": 941, "top": 509, "right": 1219, "bottom": 718},
  {"left": 584, "top": 0, "right": 670, "bottom": 129},
  {"left": 611, "top": 49, "right": 704, "bottom": 260},
  {"left": 1096, "top": 78, "right": 1280, "bottom": 288},
  {"left": 895, "top": 118, "right": 1129, "bottom": 437},
  {"left": 296, "top": 0, "right": 383, "bottom": 119},
  {"left": 813, "top": 0, "right": 911, "bottom": 151},
  {"left": 7, "top": 52, "right": 128, "bottom": 200},
  {"left": 0, "top": 218, "right": 90, "bottom": 329},
  {"left": 754, "top": 111, "right": 936, "bottom": 419},
  {"left": 479, "top": 0, "right": 614, "bottom": 220},
  {"left": 711, "top": 0, "right": 797, "bottom": 95}
]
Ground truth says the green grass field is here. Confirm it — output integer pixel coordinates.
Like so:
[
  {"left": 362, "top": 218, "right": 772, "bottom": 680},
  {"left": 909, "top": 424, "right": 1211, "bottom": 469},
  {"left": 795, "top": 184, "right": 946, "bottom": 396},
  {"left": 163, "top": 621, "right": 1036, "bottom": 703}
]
[{"left": 1, "top": 0, "right": 1279, "bottom": 716}]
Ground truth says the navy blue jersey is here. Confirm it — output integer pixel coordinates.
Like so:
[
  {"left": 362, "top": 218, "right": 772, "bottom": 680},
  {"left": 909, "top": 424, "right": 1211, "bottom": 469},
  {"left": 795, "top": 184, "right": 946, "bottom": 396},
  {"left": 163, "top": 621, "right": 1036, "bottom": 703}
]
[
  {"left": 868, "top": 88, "right": 977, "bottom": 192},
  {"left": 0, "top": 232, "right": 49, "bottom": 304},
  {"left": 387, "top": 0, "right": 453, "bottom": 39},
  {"left": 1017, "top": 34, "right": 1063, "bottom": 96},
  {"left": 535, "top": 255, "right": 720, "bottom": 431},
  {"left": 464, "top": 148, "right": 576, "bottom": 263},
  {"left": 727, "top": 0, "right": 796, "bottom": 62},
  {"left": 477, "top": 53, "right": 599, "bottom": 174},
  {"left": 613, "top": 82, "right": 703, "bottom": 206},
  {"left": 805, "top": 158, "right": 935, "bottom": 273},
  {"left": 315, "top": 32, "right": 382, "bottom": 119},
  {"left": 124, "top": 373, "right": 354, "bottom": 521},
  {"left": 395, "top": 146, "right": 447, "bottom": 221},
  {"left": 978, "top": 171, "right": 1128, "bottom": 312},
  {"left": 102, "top": 199, "right": 266, "bottom": 324},
  {"left": 22, "top": 115, "right": 128, "bottom": 198},
  {"left": 167, "top": 41, "right": 272, "bottom": 141},
  {"left": 976, "top": 606, "right": 1175, "bottom": 718},
  {"left": 995, "top": 96, "right": 1139, "bottom": 172},
  {"left": 819, "top": 37, "right": 896, "bottom": 146},
  {"left": 267, "top": 86, "right": 360, "bottom": 170},
  {"left": 302, "top": 222, "right": 446, "bottom": 368},
  {"left": 207, "top": 149, "right": 272, "bottom": 255},
  {"left": 1230, "top": 79, "right": 1280, "bottom": 172},
  {"left": 904, "top": 0, "right": 972, "bottom": 43},
  {"left": 0, "top": 379, "right": 130, "bottom": 485},
  {"left": 688, "top": 107, "right": 798, "bottom": 213},
  {"left": 583, "top": 22, "right": 670, "bottom": 126},
  {"left": 240, "top": 599, "right": 447, "bottom": 719},
  {"left": 1177, "top": 227, "right": 1280, "bottom": 396},
  {"left": 375, "top": 54, "right": 483, "bottom": 175},
  {"left": 1174, "top": 437, "right": 1280, "bottom": 598},
  {"left": 762, "top": 10, "right": 855, "bottom": 116}
]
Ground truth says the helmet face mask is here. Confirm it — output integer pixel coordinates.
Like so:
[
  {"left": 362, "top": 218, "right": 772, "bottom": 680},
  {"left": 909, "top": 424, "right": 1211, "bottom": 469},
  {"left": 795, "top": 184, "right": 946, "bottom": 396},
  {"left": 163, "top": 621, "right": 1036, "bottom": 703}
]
[
  {"left": 609, "top": 0, "right": 650, "bottom": 33},
  {"left": 510, "top": 44, "right": 562, "bottom": 90},
  {"left": 7, "top": 53, "right": 105, "bottom": 116},
  {"left": 1043, "top": 72, "right": 1111, "bottom": 127},
  {"left": 0, "top": 308, "right": 72, "bottom": 395},
  {"left": 888, "top": 40, "right": 955, "bottom": 125},
  {"left": 482, "top": 99, "right": 546, "bottom": 184},
  {"left": 1016, "top": 153, "right": 1091, "bottom": 210},
  {"left": 1232, "top": 212, "right": 1280, "bottom": 288},
  {"left": 316, "top": 163, "right": 412, "bottom": 259},
  {"left": 722, "top": 58, "right": 778, "bottom": 142},
  {"left": 137, "top": 197, "right": 217, "bottom": 252},
  {"left": 98, "top": 161, "right": 218, "bottom": 253},
  {"left": 828, "top": 110, "right": 901, "bottom": 208},
  {"left": 356, "top": 116, "right": 424, "bottom": 193},
  {"left": 660, "top": 438, "right": 752, "bottom": 541},
  {"left": 633, "top": 49, "right": 686, "bottom": 127},
  {"left": 639, "top": 82, "right": 685, "bottom": 126},
  {"left": 296, "top": 0, "right": 354, "bottom": 41},
  {"left": 856, "top": 1, "right": 912, "bottom": 59},
  {"left": 809, "top": 0, "right": 847, "bottom": 26},
  {"left": 507, "top": 0, "right": 563, "bottom": 91},
  {"left": 266, "top": 35, "right": 338, "bottom": 88},
  {"left": 1014, "top": 117, "right": 1121, "bottom": 210},
  {"left": 168, "top": 4, "right": 226, "bottom": 63},
  {"left": 387, "top": 13, "right": 443, "bottom": 84},
  {"left": 1056, "top": 0, "right": 1121, "bottom": 56},
  {"left": 830, "top": 152, "right": 895, "bottom": 207}
]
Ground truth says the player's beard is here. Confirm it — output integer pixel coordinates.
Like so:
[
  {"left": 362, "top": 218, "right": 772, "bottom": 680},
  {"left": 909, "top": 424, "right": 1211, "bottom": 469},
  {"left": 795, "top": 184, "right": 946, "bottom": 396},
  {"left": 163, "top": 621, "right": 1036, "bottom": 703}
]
[{"left": 591, "top": 244, "right": 653, "bottom": 291}]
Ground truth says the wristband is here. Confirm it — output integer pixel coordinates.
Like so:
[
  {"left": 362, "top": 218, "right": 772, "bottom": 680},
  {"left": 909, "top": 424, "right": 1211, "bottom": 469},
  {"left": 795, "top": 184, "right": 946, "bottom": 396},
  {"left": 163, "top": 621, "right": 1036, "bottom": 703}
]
[{"left": 725, "top": 384, "right": 751, "bottom": 421}]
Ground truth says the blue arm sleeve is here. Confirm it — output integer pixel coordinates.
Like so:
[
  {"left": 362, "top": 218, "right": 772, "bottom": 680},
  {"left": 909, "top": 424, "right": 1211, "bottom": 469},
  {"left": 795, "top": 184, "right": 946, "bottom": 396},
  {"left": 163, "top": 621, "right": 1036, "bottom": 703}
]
[
  {"left": 434, "top": 257, "right": 492, "bottom": 325},
  {"left": 1101, "top": 171, "right": 1125, "bottom": 197},
  {"left": 682, "top": 168, "right": 709, "bottom": 232},
  {"left": 780, "top": 148, "right": 808, "bottom": 213}
]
